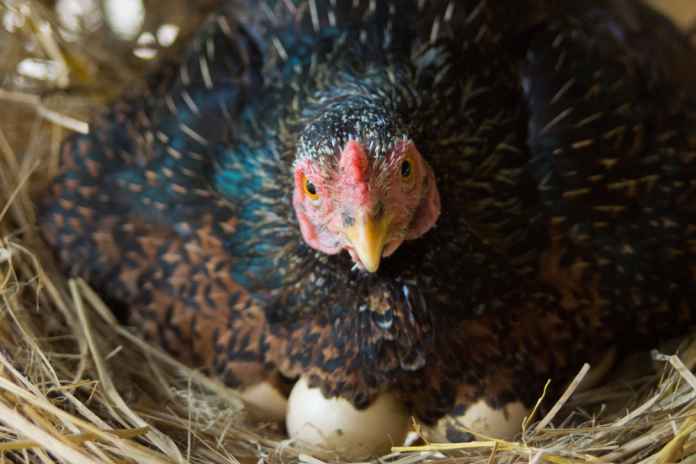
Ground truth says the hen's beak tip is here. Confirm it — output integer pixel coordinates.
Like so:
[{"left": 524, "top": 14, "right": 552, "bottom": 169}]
[
  {"left": 344, "top": 213, "right": 390, "bottom": 273},
  {"left": 361, "top": 254, "right": 381, "bottom": 273}
]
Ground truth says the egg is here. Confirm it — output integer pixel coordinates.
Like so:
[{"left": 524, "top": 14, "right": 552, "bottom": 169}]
[
  {"left": 423, "top": 400, "right": 529, "bottom": 443},
  {"left": 423, "top": 348, "right": 617, "bottom": 443},
  {"left": 456, "top": 400, "right": 529, "bottom": 440},
  {"left": 240, "top": 382, "right": 288, "bottom": 422},
  {"left": 286, "top": 376, "right": 410, "bottom": 459}
]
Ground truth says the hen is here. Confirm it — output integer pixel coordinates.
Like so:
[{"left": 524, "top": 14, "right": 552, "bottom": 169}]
[{"left": 40, "top": 0, "right": 696, "bottom": 440}]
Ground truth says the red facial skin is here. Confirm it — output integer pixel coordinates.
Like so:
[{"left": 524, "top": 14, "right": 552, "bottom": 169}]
[{"left": 293, "top": 139, "right": 441, "bottom": 271}]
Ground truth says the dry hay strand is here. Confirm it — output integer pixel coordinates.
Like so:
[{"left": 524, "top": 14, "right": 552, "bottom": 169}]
[{"left": 1, "top": 1, "right": 696, "bottom": 463}]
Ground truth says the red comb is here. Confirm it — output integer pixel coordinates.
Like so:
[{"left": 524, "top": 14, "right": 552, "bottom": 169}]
[
  {"left": 339, "top": 140, "right": 370, "bottom": 204},
  {"left": 340, "top": 140, "right": 368, "bottom": 183}
]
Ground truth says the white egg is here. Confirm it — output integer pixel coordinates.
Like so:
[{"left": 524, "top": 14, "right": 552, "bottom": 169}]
[
  {"left": 240, "top": 382, "right": 288, "bottom": 422},
  {"left": 457, "top": 400, "right": 529, "bottom": 440},
  {"left": 423, "top": 400, "right": 529, "bottom": 442},
  {"left": 423, "top": 348, "right": 617, "bottom": 443},
  {"left": 286, "top": 376, "right": 410, "bottom": 459}
]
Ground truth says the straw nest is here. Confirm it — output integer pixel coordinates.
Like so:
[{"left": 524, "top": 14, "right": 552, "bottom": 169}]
[{"left": 1, "top": 1, "right": 696, "bottom": 463}]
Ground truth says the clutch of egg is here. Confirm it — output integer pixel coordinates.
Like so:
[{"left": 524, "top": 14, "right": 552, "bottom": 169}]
[{"left": 240, "top": 347, "right": 617, "bottom": 458}]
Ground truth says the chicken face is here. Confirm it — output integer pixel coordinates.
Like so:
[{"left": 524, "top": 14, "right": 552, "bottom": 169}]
[{"left": 293, "top": 139, "right": 441, "bottom": 272}]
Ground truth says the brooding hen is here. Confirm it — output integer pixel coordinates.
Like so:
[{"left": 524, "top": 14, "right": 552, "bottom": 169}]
[{"left": 40, "top": 0, "right": 696, "bottom": 439}]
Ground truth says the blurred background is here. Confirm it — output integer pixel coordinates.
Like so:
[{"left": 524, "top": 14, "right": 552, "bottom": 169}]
[
  {"left": 657, "top": 0, "right": 696, "bottom": 27},
  {"left": 1, "top": 0, "right": 694, "bottom": 95}
]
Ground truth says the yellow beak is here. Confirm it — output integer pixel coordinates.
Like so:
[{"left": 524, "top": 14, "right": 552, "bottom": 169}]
[{"left": 343, "top": 212, "right": 390, "bottom": 273}]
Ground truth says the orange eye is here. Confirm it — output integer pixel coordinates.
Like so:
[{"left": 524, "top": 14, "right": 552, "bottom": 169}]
[{"left": 303, "top": 175, "right": 320, "bottom": 201}]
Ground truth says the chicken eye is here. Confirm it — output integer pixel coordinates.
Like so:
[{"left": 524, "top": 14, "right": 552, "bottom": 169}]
[
  {"left": 401, "top": 158, "right": 413, "bottom": 179},
  {"left": 303, "top": 177, "right": 319, "bottom": 200}
]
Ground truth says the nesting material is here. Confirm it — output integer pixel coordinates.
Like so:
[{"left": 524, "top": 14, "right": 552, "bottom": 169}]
[{"left": 2, "top": 1, "right": 696, "bottom": 463}]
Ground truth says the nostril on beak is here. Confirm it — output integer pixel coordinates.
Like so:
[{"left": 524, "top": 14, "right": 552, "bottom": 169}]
[{"left": 342, "top": 212, "right": 355, "bottom": 228}]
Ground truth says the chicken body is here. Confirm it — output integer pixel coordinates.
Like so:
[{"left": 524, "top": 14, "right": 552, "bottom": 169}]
[{"left": 40, "top": 0, "right": 696, "bottom": 426}]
